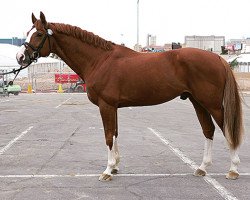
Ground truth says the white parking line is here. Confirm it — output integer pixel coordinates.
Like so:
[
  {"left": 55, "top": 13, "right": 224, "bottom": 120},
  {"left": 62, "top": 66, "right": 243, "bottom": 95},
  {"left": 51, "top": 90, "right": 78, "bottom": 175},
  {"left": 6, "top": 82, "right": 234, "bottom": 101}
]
[
  {"left": 0, "top": 126, "right": 33, "bottom": 155},
  {"left": 148, "top": 127, "right": 238, "bottom": 200},
  {"left": 0, "top": 99, "right": 10, "bottom": 103},
  {"left": 0, "top": 173, "right": 248, "bottom": 179},
  {"left": 55, "top": 97, "right": 72, "bottom": 108}
]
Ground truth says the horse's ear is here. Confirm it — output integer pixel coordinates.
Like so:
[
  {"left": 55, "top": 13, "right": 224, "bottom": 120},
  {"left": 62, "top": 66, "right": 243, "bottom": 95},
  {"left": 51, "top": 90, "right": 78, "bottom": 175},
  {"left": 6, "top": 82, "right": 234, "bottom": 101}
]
[
  {"left": 32, "top": 13, "right": 37, "bottom": 24},
  {"left": 40, "top": 11, "right": 47, "bottom": 27}
]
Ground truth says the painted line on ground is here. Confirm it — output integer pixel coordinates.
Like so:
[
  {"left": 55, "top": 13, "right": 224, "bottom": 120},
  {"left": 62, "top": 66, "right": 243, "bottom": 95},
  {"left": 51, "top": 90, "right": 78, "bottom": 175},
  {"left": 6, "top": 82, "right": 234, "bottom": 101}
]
[
  {"left": 209, "top": 173, "right": 250, "bottom": 176},
  {"left": 148, "top": 127, "right": 198, "bottom": 170},
  {"left": 0, "top": 99, "right": 10, "bottom": 103},
  {"left": 55, "top": 97, "right": 72, "bottom": 108},
  {"left": 0, "top": 126, "right": 34, "bottom": 155},
  {"left": 0, "top": 174, "right": 187, "bottom": 178},
  {"left": 148, "top": 127, "right": 238, "bottom": 200},
  {"left": 0, "top": 173, "right": 249, "bottom": 178}
]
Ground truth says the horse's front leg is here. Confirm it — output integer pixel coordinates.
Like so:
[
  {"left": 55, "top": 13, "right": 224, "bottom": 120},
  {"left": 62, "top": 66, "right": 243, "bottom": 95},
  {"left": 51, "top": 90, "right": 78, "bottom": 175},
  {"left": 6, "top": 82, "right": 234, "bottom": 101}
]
[{"left": 98, "top": 100, "right": 120, "bottom": 181}]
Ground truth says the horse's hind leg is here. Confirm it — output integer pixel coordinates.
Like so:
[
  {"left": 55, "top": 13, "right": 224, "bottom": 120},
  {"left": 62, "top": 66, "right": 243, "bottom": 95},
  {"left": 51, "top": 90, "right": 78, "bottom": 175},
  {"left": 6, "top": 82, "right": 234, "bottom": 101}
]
[
  {"left": 111, "top": 110, "right": 120, "bottom": 175},
  {"left": 189, "top": 97, "right": 215, "bottom": 176},
  {"left": 98, "top": 100, "right": 120, "bottom": 181},
  {"left": 209, "top": 108, "right": 240, "bottom": 180}
]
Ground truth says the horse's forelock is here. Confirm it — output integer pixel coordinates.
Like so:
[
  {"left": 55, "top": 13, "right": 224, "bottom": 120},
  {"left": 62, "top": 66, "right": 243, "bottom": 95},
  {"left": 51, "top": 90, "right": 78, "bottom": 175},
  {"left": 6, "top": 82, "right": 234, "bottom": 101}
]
[{"left": 34, "top": 20, "right": 47, "bottom": 31}]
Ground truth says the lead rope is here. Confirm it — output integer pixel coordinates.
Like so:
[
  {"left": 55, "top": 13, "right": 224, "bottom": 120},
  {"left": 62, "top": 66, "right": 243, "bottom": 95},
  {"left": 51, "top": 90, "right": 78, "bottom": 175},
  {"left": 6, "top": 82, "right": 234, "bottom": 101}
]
[{"left": 0, "top": 63, "right": 31, "bottom": 86}]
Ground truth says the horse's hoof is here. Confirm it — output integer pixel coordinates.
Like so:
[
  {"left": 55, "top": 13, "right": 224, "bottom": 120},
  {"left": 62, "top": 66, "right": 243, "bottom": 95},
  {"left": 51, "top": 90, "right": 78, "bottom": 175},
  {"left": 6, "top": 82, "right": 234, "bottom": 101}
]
[
  {"left": 99, "top": 173, "right": 112, "bottom": 181},
  {"left": 111, "top": 169, "right": 119, "bottom": 174},
  {"left": 194, "top": 168, "right": 206, "bottom": 177},
  {"left": 226, "top": 171, "right": 239, "bottom": 180}
]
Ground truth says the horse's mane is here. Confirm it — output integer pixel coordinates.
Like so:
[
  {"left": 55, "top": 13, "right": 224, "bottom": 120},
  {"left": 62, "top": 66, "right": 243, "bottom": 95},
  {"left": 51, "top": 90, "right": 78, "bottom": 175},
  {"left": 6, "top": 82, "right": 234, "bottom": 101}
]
[{"left": 50, "top": 23, "right": 114, "bottom": 51}]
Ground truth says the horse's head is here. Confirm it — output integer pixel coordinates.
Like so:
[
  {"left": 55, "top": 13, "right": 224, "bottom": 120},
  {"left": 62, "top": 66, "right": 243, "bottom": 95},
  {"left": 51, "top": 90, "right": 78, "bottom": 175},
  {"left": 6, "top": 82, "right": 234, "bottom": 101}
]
[{"left": 16, "top": 12, "right": 53, "bottom": 66}]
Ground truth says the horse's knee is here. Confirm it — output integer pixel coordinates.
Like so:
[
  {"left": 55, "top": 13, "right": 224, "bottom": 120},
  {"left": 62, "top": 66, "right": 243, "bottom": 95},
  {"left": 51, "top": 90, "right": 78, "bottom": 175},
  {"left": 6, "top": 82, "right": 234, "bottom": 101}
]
[
  {"left": 105, "top": 133, "right": 114, "bottom": 150},
  {"left": 203, "top": 128, "right": 215, "bottom": 140}
]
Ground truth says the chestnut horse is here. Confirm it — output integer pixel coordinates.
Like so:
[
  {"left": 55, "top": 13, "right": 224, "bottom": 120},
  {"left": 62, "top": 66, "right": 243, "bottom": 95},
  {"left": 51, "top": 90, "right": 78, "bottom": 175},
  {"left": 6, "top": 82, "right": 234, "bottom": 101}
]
[{"left": 17, "top": 12, "right": 243, "bottom": 181}]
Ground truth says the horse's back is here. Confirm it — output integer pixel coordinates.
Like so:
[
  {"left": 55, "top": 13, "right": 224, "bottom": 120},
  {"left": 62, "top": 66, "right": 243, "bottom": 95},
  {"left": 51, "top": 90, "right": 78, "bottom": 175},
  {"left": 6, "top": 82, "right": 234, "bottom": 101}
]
[{"left": 92, "top": 47, "right": 228, "bottom": 107}]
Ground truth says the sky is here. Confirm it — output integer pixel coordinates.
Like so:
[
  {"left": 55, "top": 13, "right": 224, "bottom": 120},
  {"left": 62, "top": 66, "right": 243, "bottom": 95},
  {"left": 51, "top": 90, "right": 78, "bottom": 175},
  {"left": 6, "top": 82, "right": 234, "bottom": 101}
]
[{"left": 1, "top": 0, "right": 250, "bottom": 48}]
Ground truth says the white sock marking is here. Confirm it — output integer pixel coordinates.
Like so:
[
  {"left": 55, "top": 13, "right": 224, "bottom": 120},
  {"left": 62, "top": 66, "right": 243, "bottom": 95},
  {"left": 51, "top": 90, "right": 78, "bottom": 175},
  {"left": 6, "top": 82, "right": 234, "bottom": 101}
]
[
  {"left": 199, "top": 138, "right": 213, "bottom": 172},
  {"left": 229, "top": 148, "right": 240, "bottom": 172},
  {"left": 103, "top": 136, "right": 120, "bottom": 176}
]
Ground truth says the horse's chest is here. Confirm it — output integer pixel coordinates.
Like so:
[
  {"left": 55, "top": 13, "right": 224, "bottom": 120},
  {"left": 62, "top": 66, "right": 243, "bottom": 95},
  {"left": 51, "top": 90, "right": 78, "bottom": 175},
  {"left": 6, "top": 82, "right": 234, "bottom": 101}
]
[{"left": 86, "top": 87, "right": 98, "bottom": 105}]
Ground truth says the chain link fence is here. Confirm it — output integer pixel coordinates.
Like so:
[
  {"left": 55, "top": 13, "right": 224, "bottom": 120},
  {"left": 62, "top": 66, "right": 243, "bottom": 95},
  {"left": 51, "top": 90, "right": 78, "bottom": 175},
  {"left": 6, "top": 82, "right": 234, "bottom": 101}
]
[{"left": 15, "top": 61, "right": 77, "bottom": 93}]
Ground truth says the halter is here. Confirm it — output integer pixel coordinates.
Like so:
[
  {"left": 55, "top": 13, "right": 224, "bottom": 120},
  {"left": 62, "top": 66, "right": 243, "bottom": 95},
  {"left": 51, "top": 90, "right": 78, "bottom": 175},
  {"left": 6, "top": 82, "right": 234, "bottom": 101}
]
[
  {"left": 23, "top": 28, "right": 53, "bottom": 63},
  {"left": 0, "top": 28, "right": 53, "bottom": 83}
]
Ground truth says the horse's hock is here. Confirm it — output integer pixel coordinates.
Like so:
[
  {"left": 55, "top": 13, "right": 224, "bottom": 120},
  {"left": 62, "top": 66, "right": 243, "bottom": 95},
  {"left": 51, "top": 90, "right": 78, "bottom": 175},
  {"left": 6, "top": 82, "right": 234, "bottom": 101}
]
[{"left": 234, "top": 72, "right": 250, "bottom": 91}]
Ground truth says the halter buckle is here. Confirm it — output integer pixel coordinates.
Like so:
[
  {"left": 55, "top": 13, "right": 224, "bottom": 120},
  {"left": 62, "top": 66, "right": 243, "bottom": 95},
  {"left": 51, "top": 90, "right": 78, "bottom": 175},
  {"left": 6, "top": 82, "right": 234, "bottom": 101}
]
[{"left": 47, "top": 29, "right": 53, "bottom": 35}]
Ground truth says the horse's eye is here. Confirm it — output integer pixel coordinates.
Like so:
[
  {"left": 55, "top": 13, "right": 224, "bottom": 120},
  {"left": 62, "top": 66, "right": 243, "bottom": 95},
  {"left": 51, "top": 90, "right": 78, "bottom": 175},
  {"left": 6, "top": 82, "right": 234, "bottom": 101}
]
[{"left": 37, "top": 32, "right": 43, "bottom": 37}]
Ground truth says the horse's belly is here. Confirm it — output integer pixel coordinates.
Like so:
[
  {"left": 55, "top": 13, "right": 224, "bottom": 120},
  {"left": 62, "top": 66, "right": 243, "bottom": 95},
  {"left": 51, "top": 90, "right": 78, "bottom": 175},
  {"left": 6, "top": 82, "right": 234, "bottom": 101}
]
[{"left": 119, "top": 87, "right": 181, "bottom": 107}]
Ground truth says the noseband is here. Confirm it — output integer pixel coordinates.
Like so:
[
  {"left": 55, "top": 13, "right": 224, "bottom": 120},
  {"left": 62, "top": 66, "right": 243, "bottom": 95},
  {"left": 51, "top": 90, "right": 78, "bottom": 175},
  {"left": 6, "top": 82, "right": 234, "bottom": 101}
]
[{"left": 23, "top": 28, "right": 52, "bottom": 63}]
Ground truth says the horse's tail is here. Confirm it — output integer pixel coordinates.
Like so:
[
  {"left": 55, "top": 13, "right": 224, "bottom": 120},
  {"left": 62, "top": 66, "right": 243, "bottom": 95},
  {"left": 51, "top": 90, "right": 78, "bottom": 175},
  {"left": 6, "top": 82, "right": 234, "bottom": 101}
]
[{"left": 221, "top": 57, "right": 244, "bottom": 150}]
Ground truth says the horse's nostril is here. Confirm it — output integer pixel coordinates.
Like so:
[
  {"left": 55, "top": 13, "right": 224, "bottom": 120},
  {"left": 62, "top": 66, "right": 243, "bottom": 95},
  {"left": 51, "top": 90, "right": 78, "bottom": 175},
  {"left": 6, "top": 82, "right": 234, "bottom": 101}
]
[
  {"left": 16, "top": 53, "right": 25, "bottom": 62},
  {"left": 19, "top": 54, "right": 24, "bottom": 61}
]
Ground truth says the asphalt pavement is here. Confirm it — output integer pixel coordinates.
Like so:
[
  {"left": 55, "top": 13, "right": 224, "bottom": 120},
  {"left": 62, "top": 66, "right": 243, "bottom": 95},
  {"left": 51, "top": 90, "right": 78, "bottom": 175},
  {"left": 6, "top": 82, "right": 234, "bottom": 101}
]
[{"left": 0, "top": 93, "right": 249, "bottom": 200}]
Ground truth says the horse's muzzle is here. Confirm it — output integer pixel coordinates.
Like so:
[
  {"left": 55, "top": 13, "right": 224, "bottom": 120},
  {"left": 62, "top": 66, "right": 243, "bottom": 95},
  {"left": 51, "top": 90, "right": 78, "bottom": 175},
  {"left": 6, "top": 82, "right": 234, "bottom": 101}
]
[{"left": 16, "top": 51, "right": 31, "bottom": 67}]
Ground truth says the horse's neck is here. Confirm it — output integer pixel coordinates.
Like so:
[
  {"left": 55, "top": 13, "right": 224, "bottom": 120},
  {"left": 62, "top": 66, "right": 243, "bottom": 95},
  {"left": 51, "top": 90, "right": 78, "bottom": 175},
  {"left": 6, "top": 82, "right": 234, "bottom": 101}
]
[{"left": 52, "top": 34, "right": 109, "bottom": 80}]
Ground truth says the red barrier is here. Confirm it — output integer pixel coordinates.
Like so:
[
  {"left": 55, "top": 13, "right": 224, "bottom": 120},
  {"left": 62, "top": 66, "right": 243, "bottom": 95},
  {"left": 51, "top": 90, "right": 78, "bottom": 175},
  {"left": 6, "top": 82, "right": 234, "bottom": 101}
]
[{"left": 55, "top": 74, "right": 80, "bottom": 83}]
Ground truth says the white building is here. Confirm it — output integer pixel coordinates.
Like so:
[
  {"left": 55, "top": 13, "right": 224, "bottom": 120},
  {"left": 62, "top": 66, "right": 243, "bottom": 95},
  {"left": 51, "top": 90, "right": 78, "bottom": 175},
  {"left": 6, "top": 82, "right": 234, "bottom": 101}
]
[
  {"left": 147, "top": 34, "right": 156, "bottom": 46},
  {"left": 228, "top": 54, "right": 250, "bottom": 72},
  {"left": 185, "top": 35, "right": 225, "bottom": 53}
]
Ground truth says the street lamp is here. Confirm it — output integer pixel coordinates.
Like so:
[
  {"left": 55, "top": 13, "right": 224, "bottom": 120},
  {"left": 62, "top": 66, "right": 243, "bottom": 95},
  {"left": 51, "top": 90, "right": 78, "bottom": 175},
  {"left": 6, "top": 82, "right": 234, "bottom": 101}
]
[{"left": 136, "top": 0, "right": 140, "bottom": 51}]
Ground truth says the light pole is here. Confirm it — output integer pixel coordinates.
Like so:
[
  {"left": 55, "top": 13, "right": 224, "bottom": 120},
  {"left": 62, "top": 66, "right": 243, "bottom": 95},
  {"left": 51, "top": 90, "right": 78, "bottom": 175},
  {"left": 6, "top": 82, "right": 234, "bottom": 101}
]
[
  {"left": 136, "top": 0, "right": 140, "bottom": 51},
  {"left": 120, "top": 33, "right": 124, "bottom": 46}
]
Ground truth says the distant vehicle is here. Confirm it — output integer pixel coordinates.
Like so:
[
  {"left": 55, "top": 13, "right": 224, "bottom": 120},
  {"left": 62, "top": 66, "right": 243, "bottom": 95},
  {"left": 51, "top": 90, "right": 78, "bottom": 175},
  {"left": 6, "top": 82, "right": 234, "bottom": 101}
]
[
  {"left": 68, "top": 79, "right": 86, "bottom": 93},
  {"left": 54, "top": 73, "right": 86, "bottom": 93},
  {"left": 6, "top": 83, "right": 22, "bottom": 95},
  {"left": 0, "top": 81, "right": 21, "bottom": 96}
]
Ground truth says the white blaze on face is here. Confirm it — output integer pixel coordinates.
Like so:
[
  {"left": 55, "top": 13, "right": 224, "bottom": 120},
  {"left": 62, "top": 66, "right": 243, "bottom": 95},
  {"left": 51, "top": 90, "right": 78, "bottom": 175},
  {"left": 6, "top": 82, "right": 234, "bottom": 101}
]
[{"left": 16, "top": 27, "right": 37, "bottom": 62}]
